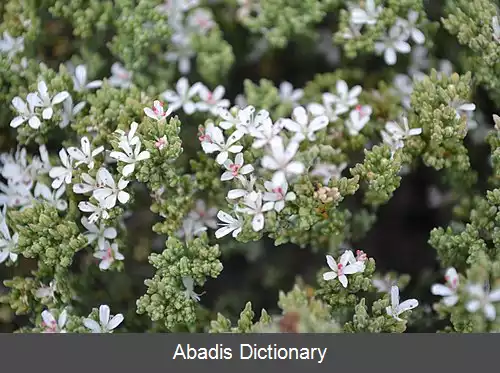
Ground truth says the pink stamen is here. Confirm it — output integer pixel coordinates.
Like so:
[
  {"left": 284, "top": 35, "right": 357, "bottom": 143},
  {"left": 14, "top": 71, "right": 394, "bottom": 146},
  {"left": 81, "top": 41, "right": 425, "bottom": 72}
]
[
  {"left": 337, "top": 263, "right": 344, "bottom": 276},
  {"left": 155, "top": 137, "right": 167, "bottom": 149},
  {"left": 105, "top": 246, "right": 113, "bottom": 261},
  {"left": 198, "top": 126, "right": 212, "bottom": 142},
  {"left": 356, "top": 249, "right": 367, "bottom": 261},
  {"left": 206, "top": 92, "right": 215, "bottom": 105},
  {"left": 272, "top": 187, "right": 284, "bottom": 198},
  {"left": 229, "top": 163, "right": 241, "bottom": 176}
]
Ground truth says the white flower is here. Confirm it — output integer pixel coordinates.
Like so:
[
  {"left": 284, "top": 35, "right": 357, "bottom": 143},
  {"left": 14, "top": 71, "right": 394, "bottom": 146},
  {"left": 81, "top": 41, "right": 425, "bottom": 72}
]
[
  {"left": 219, "top": 106, "right": 271, "bottom": 136},
  {"left": 78, "top": 201, "right": 110, "bottom": 223},
  {"left": 108, "top": 62, "right": 133, "bottom": 88},
  {"left": 283, "top": 106, "right": 329, "bottom": 142},
  {"left": 187, "top": 8, "right": 215, "bottom": 34},
  {"left": 322, "top": 250, "right": 365, "bottom": 288},
  {"left": 0, "top": 31, "right": 24, "bottom": 59},
  {"left": 215, "top": 210, "right": 243, "bottom": 238},
  {"left": 34, "top": 183, "right": 68, "bottom": 211},
  {"left": 165, "top": 33, "right": 195, "bottom": 75},
  {"left": 81, "top": 216, "right": 117, "bottom": 249},
  {"left": 196, "top": 85, "right": 230, "bottom": 115},
  {"left": 49, "top": 148, "right": 73, "bottom": 189},
  {"left": 59, "top": 95, "right": 86, "bottom": 129},
  {"left": 0, "top": 209, "right": 18, "bottom": 264},
  {"left": 10, "top": 94, "right": 42, "bottom": 129},
  {"left": 465, "top": 283, "right": 500, "bottom": 321},
  {"left": 385, "top": 116, "right": 422, "bottom": 141},
  {"left": 350, "top": 0, "right": 382, "bottom": 25},
  {"left": 227, "top": 174, "right": 257, "bottom": 200},
  {"left": 92, "top": 168, "right": 130, "bottom": 209},
  {"left": 392, "top": 74, "right": 413, "bottom": 109},
  {"left": 110, "top": 137, "right": 150, "bottom": 177},
  {"left": 251, "top": 119, "right": 282, "bottom": 149},
  {"left": 0, "top": 180, "right": 33, "bottom": 209},
  {"left": 221, "top": 153, "right": 254, "bottom": 181},
  {"left": 83, "top": 305, "right": 124, "bottom": 333},
  {"left": 72, "top": 64, "right": 103, "bottom": 92},
  {"left": 330, "top": 80, "right": 362, "bottom": 115},
  {"left": 278, "top": 81, "right": 303, "bottom": 106},
  {"left": 94, "top": 240, "right": 124, "bottom": 270},
  {"left": 450, "top": 99, "right": 476, "bottom": 120},
  {"left": 200, "top": 122, "right": 244, "bottom": 164},
  {"left": 177, "top": 216, "right": 207, "bottom": 241},
  {"left": 261, "top": 137, "right": 305, "bottom": 185},
  {"left": 381, "top": 129, "right": 403, "bottom": 152},
  {"left": 35, "top": 280, "right": 57, "bottom": 302},
  {"left": 144, "top": 100, "right": 173, "bottom": 121},
  {"left": 67, "top": 137, "right": 104, "bottom": 170},
  {"left": 41, "top": 309, "right": 67, "bottom": 333},
  {"left": 372, "top": 273, "right": 396, "bottom": 293},
  {"left": 161, "top": 77, "right": 201, "bottom": 114},
  {"left": 310, "top": 162, "right": 347, "bottom": 184},
  {"left": 493, "top": 16, "right": 500, "bottom": 43},
  {"left": 188, "top": 200, "right": 218, "bottom": 230},
  {"left": 36, "top": 81, "right": 70, "bottom": 120},
  {"left": 431, "top": 267, "right": 459, "bottom": 307},
  {"left": 396, "top": 11, "right": 425, "bottom": 44},
  {"left": 307, "top": 93, "right": 338, "bottom": 122},
  {"left": 263, "top": 179, "right": 296, "bottom": 212},
  {"left": 73, "top": 173, "right": 98, "bottom": 194},
  {"left": 182, "top": 276, "right": 203, "bottom": 302},
  {"left": 386, "top": 285, "right": 419, "bottom": 320},
  {"left": 345, "top": 105, "right": 372, "bottom": 135},
  {"left": 116, "top": 121, "right": 140, "bottom": 148},
  {"left": 237, "top": 191, "right": 274, "bottom": 232},
  {"left": 374, "top": 25, "right": 411, "bottom": 66}
]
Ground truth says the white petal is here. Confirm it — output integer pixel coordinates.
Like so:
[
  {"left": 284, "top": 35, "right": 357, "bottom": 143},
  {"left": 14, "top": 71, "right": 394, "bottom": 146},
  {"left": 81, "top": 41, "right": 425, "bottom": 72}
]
[
  {"left": 52, "top": 91, "right": 70, "bottom": 104},
  {"left": 251, "top": 213, "right": 265, "bottom": 231},
  {"left": 338, "top": 275, "right": 348, "bottom": 288},
  {"left": 398, "top": 299, "right": 418, "bottom": 313},
  {"left": 107, "top": 314, "right": 124, "bottom": 330},
  {"left": 466, "top": 300, "right": 481, "bottom": 313},
  {"left": 390, "top": 286, "right": 400, "bottom": 307},
  {"left": 431, "top": 284, "right": 454, "bottom": 297},
  {"left": 83, "top": 318, "right": 101, "bottom": 333},
  {"left": 28, "top": 116, "right": 41, "bottom": 129},
  {"left": 323, "top": 271, "right": 337, "bottom": 281},
  {"left": 326, "top": 255, "right": 337, "bottom": 271},
  {"left": 99, "top": 305, "right": 111, "bottom": 325},
  {"left": 484, "top": 304, "right": 496, "bottom": 321},
  {"left": 215, "top": 225, "right": 234, "bottom": 239}
]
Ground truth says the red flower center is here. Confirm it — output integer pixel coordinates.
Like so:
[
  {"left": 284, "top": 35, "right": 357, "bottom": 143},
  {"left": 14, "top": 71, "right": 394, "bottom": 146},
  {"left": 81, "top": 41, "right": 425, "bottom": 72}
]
[{"left": 337, "top": 263, "right": 344, "bottom": 276}]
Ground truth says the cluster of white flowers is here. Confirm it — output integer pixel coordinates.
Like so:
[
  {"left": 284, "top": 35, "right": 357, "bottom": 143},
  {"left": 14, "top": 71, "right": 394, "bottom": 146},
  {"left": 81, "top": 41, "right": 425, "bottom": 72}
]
[
  {"left": 381, "top": 116, "right": 422, "bottom": 154},
  {"left": 307, "top": 80, "right": 370, "bottom": 135},
  {"left": 10, "top": 81, "right": 70, "bottom": 130},
  {"left": 348, "top": 1, "right": 425, "bottom": 65},
  {"left": 155, "top": 0, "right": 215, "bottom": 75},
  {"left": 40, "top": 304, "right": 124, "bottom": 333},
  {"left": 0, "top": 31, "right": 24, "bottom": 60},
  {"left": 160, "top": 77, "right": 230, "bottom": 116},
  {"left": 197, "top": 104, "right": 310, "bottom": 236},
  {"left": 431, "top": 266, "right": 500, "bottom": 321}
]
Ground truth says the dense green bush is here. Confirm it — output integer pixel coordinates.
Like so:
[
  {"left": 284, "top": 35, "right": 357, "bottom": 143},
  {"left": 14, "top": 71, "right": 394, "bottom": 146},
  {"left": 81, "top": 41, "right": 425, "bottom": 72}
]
[{"left": 1, "top": 0, "right": 500, "bottom": 333}]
